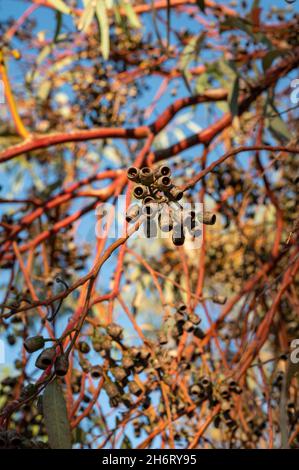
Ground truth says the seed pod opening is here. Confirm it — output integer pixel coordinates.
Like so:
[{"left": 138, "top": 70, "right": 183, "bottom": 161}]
[
  {"left": 54, "top": 354, "right": 69, "bottom": 376},
  {"left": 107, "top": 323, "right": 123, "bottom": 339},
  {"left": 128, "top": 380, "right": 143, "bottom": 396},
  {"left": 90, "top": 365, "right": 102, "bottom": 379},
  {"left": 168, "top": 187, "right": 183, "bottom": 201},
  {"left": 198, "top": 211, "right": 216, "bottom": 225},
  {"left": 24, "top": 335, "right": 45, "bottom": 353},
  {"left": 35, "top": 347, "right": 56, "bottom": 370},
  {"left": 212, "top": 295, "right": 227, "bottom": 305},
  {"left": 156, "top": 176, "right": 172, "bottom": 190},
  {"left": 139, "top": 167, "right": 154, "bottom": 185},
  {"left": 133, "top": 184, "right": 149, "bottom": 199},
  {"left": 155, "top": 165, "right": 171, "bottom": 179},
  {"left": 127, "top": 166, "right": 140, "bottom": 182}
]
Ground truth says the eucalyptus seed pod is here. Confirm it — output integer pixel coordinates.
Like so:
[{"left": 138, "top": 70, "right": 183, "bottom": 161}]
[
  {"left": 92, "top": 337, "right": 103, "bottom": 352},
  {"left": 20, "top": 383, "right": 38, "bottom": 400},
  {"left": 154, "top": 165, "right": 171, "bottom": 179},
  {"left": 122, "top": 355, "right": 135, "bottom": 370},
  {"left": 158, "top": 331, "right": 168, "bottom": 345},
  {"left": 139, "top": 347, "right": 151, "bottom": 361},
  {"left": 127, "top": 166, "right": 140, "bottom": 182},
  {"left": 35, "top": 347, "right": 56, "bottom": 370},
  {"left": 111, "top": 367, "right": 128, "bottom": 382},
  {"left": 110, "top": 396, "right": 120, "bottom": 407},
  {"left": 122, "top": 393, "right": 134, "bottom": 408},
  {"left": 189, "top": 384, "right": 201, "bottom": 395},
  {"left": 219, "top": 384, "right": 230, "bottom": 399},
  {"left": 130, "top": 347, "right": 141, "bottom": 359},
  {"left": 156, "top": 175, "right": 172, "bottom": 190},
  {"left": 143, "top": 195, "right": 156, "bottom": 206},
  {"left": 54, "top": 354, "right": 69, "bottom": 376},
  {"left": 139, "top": 167, "right": 154, "bottom": 185},
  {"left": 188, "top": 313, "right": 201, "bottom": 325},
  {"left": 168, "top": 187, "right": 183, "bottom": 201},
  {"left": 128, "top": 380, "right": 143, "bottom": 396},
  {"left": 212, "top": 295, "right": 227, "bottom": 305},
  {"left": 199, "top": 376, "right": 211, "bottom": 390},
  {"left": 177, "top": 303, "right": 187, "bottom": 314},
  {"left": 133, "top": 184, "right": 149, "bottom": 199},
  {"left": 24, "top": 335, "right": 45, "bottom": 353},
  {"left": 183, "top": 320, "right": 194, "bottom": 332},
  {"left": 172, "top": 224, "right": 185, "bottom": 246},
  {"left": 90, "top": 365, "right": 102, "bottom": 379},
  {"left": 103, "top": 380, "right": 119, "bottom": 399},
  {"left": 107, "top": 323, "right": 123, "bottom": 339},
  {"left": 198, "top": 211, "right": 216, "bottom": 225},
  {"left": 101, "top": 337, "right": 112, "bottom": 351},
  {"left": 78, "top": 341, "right": 90, "bottom": 354},
  {"left": 126, "top": 204, "right": 141, "bottom": 223},
  {"left": 158, "top": 209, "right": 173, "bottom": 232},
  {"left": 174, "top": 312, "right": 185, "bottom": 325},
  {"left": 193, "top": 327, "right": 205, "bottom": 339}
]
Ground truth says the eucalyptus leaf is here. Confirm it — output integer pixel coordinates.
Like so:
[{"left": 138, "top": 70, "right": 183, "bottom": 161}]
[
  {"left": 96, "top": 0, "right": 110, "bottom": 60},
  {"left": 49, "top": 0, "right": 71, "bottom": 15},
  {"left": 43, "top": 379, "right": 72, "bottom": 449}
]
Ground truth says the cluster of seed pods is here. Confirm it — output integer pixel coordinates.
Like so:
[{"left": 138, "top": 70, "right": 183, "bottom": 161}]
[{"left": 126, "top": 165, "right": 217, "bottom": 246}]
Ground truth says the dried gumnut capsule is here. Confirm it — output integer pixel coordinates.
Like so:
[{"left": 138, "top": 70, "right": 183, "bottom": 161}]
[
  {"left": 111, "top": 367, "right": 128, "bottom": 382},
  {"left": 130, "top": 347, "right": 141, "bottom": 359},
  {"left": 133, "top": 184, "right": 149, "bottom": 199},
  {"left": 126, "top": 204, "right": 141, "bottom": 223},
  {"left": 107, "top": 323, "right": 123, "bottom": 339},
  {"left": 144, "top": 218, "right": 157, "bottom": 238},
  {"left": 20, "top": 383, "right": 38, "bottom": 400},
  {"left": 154, "top": 165, "right": 171, "bottom": 179},
  {"left": 183, "top": 321, "right": 194, "bottom": 332},
  {"left": 121, "top": 354, "right": 134, "bottom": 370},
  {"left": 198, "top": 211, "right": 216, "bottom": 225},
  {"left": 128, "top": 380, "right": 143, "bottom": 396},
  {"left": 139, "top": 167, "right": 154, "bottom": 185},
  {"left": 139, "top": 347, "right": 151, "bottom": 361},
  {"left": 158, "top": 331, "right": 168, "bottom": 345},
  {"left": 127, "top": 166, "right": 140, "bottom": 182},
  {"left": 156, "top": 175, "right": 172, "bottom": 190},
  {"left": 78, "top": 341, "right": 90, "bottom": 354},
  {"left": 103, "top": 380, "right": 119, "bottom": 399},
  {"left": 24, "top": 335, "right": 45, "bottom": 353},
  {"left": 101, "top": 337, "right": 112, "bottom": 351},
  {"left": 35, "top": 347, "right": 56, "bottom": 370},
  {"left": 172, "top": 224, "right": 185, "bottom": 246},
  {"left": 227, "top": 379, "right": 242, "bottom": 394},
  {"left": 168, "top": 187, "right": 183, "bottom": 201},
  {"left": 54, "top": 354, "right": 69, "bottom": 376},
  {"left": 177, "top": 304, "right": 187, "bottom": 314},
  {"left": 90, "top": 365, "right": 102, "bottom": 379},
  {"left": 189, "top": 384, "right": 202, "bottom": 396},
  {"left": 193, "top": 327, "right": 205, "bottom": 339},
  {"left": 219, "top": 384, "right": 230, "bottom": 399},
  {"left": 212, "top": 295, "right": 227, "bottom": 305},
  {"left": 199, "top": 376, "right": 211, "bottom": 390},
  {"left": 188, "top": 313, "right": 201, "bottom": 325}
]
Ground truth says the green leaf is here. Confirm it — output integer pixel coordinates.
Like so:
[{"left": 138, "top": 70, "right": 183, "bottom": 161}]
[
  {"left": 78, "top": 0, "right": 96, "bottom": 32},
  {"left": 262, "top": 50, "right": 282, "bottom": 72},
  {"left": 121, "top": 1, "right": 141, "bottom": 28},
  {"left": 96, "top": 1, "right": 110, "bottom": 60},
  {"left": 180, "top": 33, "right": 205, "bottom": 71},
  {"left": 43, "top": 379, "right": 72, "bottom": 449},
  {"left": 267, "top": 104, "right": 292, "bottom": 142},
  {"left": 196, "top": 0, "right": 206, "bottom": 12},
  {"left": 49, "top": 0, "right": 71, "bottom": 15},
  {"left": 229, "top": 76, "right": 239, "bottom": 116}
]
